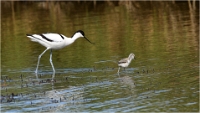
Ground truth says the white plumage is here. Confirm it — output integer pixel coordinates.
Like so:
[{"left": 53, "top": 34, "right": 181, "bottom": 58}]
[
  {"left": 27, "top": 30, "right": 93, "bottom": 75},
  {"left": 118, "top": 53, "right": 135, "bottom": 73}
]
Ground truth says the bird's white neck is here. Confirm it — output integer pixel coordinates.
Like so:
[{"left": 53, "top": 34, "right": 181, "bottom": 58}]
[
  {"left": 63, "top": 32, "right": 84, "bottom": 47},
  {"left": 128, "top": 54, "right": 135, "bottom": 62},
  {"left": 71, "top": 32, "right": 83, "bottom": 42}
]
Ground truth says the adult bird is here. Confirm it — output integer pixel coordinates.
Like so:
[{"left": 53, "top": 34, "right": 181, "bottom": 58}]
[
  {"left": 26, "top": 30, "right": 93, "bottom": 76},
  {"left": 118, "top": 53, "right": 135, "bottom": 73}
]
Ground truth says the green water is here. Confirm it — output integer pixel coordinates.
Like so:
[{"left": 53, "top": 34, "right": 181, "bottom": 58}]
[{"left": 1, "top": 1, "right": 199, "bottom": 112}]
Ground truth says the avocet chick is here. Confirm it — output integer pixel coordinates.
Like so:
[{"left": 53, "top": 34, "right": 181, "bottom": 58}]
[{"left": 118, "top": 53, "right": 135, "bottom": 73}]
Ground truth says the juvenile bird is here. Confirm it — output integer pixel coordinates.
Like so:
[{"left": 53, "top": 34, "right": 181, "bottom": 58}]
[{"left": 118, "top": 53, "right": 135, "bottom": 73}]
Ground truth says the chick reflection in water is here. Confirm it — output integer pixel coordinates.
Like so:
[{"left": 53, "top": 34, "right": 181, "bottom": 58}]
[{"left": 118, "top": 53, "right": 135, "bottom": 73}]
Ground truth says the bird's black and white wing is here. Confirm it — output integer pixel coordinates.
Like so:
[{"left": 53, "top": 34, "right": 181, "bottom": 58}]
[
  {"left": 118, "top": 58, "right": 128, "bottom": 64},
  {"left": 26, "top": 33, "right": 66, "bottom": 43}
]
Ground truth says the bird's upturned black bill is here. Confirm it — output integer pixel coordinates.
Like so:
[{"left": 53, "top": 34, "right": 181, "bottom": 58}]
[{"left": 84, "top": 37, "right": 94, "bottom": 44}]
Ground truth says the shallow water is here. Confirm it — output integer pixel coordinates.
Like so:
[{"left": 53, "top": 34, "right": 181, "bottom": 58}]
[{"left": 1, "top": 1, "right": 199, "bottom": 112}]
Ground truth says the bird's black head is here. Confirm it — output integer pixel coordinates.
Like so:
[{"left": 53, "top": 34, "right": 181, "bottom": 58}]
[
  {"left": 76, "top": 30, "right": 85, "bottom": 37},
  {"left": 71, "top": 30, "right": 85, "bottom": 38},
  {"left": 72, "top": 30, "right": 94, "bottom": 44}
]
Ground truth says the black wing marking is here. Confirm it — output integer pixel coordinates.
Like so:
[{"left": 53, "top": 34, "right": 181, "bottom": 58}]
[
  {"left": 118, "top": 58, "right": 128, "bottom": 64},
  {"left": 59, "top": 34, "right": 64, "bottom": 39},
  {"left": 40, "top": 34, "right": 53, "bottom": 42},
  {"left": 118, "top": 61, "right": 127, "bottom": 64}
]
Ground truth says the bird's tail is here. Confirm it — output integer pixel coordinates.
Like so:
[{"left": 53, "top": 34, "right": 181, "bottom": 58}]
[
  {"left": 26, "top": 34, "right": 32, "bottom": 36},
  {"left": 26, "top": 34, "right": 39, "bottom": 42}
]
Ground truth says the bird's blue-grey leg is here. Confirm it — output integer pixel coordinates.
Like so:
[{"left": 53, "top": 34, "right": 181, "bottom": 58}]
[
  {"left": 124, "top": 67, "right": 127, "bottom": 73},
  {"left": 50, "top": 49, "right": 55, "bottom": 78},
  {"left": 117, "top": 67, "right": 120, "bottom": 73},
  {"left": 35, "top": 48, "right": 50, "bottom": 73}
]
